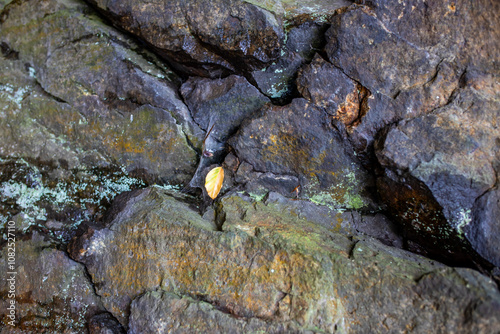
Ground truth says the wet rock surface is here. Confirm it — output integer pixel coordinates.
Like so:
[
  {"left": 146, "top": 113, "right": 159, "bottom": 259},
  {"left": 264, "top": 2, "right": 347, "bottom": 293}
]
[
  {"left": 251, "top": 22, "right": 327, "bottom": 103},
  {"left": 1, "top": 0, "right": 499, "bottom": 332},
  {"left": 0, "top": 0, "right": 202, "bottom": 183},
  {"left": 181, "top": 75, "right": 269, "bottom": 190},
  {"left": 0, "top": 157, "right": 144, "bottom": 243},
  {"left": 85, "top": 0, "right": 285, "bottom": 77},
  {"left": 230, "top": 98, "right": 374, "bottom": 209},
  {"left": 0, "top": 232, "right": 104, "bottom": 332},
  {"left": 70, "top": 187, "right": 500, "bottom": 332}
]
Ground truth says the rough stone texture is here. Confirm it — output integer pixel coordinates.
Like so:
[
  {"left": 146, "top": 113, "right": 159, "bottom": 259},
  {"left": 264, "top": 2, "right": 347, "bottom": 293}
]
[
  {"left": 470, "top": 186, "right": 500, "bottom": 268},
  {"left": 259, "top": 191, "right": 403, "bottom": 248},
  {"left": 230, "top": 98, "right": 373, "bottom": 209},
  {"left": 297, "top": 55, "right": 368, "bottom": 127},
  {"left": 320, "top": 0, "right": 500, "bottom": 267},
  {"left": 85, "top": 0, "right": 285, "bottom": 77},
  {"left": 326, "top": 0, "right": 499, "bottom": 98},
  {"left": 0, "top": 0, "right": 202, "bottom": 184},
  {"left": 323, "top": 0, "right": 497, "bottom": 157},
  {"left": 128, "top": 290, "right": 306, "bottom": 333},
  {"left": 350, "top": 0, "right": 499, "bottom": 76},
  {"left": 88, "top": 312, "right": 126, "bottom": 334},
  {"left": 243, "top": 0, "right": 352, "bottom": 20},
  {"left": 181, "top": 75, "right": 268, "bottom": 150},
  {"left": 251, "top": 22, "right": 326, "bottom": 102},
  {"left": 377, "top": 86, "right": 500, "bottom": 266},
  {"left": 70, "top": 187, "right": 500, "bottom": 332},
  {"left": 1, "top": 0, "right": 499, "bottom": 333},
  {"left": 326, "top": 6, "right": 440, "bottom": 98},
  {"left": 181, "top": 75, "right": 269, "bottom": 190},
  {"left": 0, "top": 232, "right": 104, "bottom": 332},
  {"left": 0, "top": 157, "right": 144, "bottom": 243}
]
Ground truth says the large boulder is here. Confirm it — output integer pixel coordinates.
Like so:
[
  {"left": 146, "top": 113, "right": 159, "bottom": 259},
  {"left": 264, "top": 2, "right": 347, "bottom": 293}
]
[{"left": 70, "top": 187, "right": 500, "bottom": 332}]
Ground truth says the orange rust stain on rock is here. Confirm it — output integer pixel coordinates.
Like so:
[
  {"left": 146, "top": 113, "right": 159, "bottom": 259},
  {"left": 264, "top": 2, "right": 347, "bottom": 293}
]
[{"left": 336, "top": 90, "right": 360, "bottom": 126}]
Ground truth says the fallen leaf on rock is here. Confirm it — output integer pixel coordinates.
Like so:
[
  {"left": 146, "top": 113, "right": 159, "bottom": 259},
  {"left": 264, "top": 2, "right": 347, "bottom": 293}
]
[{"left": 205, "top": 167, "right": 224, "bottom": 199}]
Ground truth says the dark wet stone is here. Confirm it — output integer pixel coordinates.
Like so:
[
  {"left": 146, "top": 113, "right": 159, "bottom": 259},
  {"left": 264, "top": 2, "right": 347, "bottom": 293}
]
[
  {"left": 0, "top": 232, "right": 104, "bottom": 332},
  {"left": 376, "top": 87, "right": 499, "bottom": 267},
  {"left": 86, "top": 0, "right": 285, "bottom": 77},
  {"left": 180, "top": 75, "right": 269, "bottom": 189},
  {"left": 0, "top": 0, "right": 202, "bottom": 184},
  {"left": 230, "top": 98, "right": 373, "bottom": 209},
  {"left": 251, "top": 22, "right": 327, "bottom": 103},
  {"left": 89, "top": 313, "right": 126, "bottom": 334},
  {"left": 0, "top": 157, "right": 144, "bottom": 244}
]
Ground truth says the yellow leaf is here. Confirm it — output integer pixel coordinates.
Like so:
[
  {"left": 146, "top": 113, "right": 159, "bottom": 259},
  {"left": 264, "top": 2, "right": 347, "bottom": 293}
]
[{"left": 205, "top": 167, "right": 224, "bottom": 199}]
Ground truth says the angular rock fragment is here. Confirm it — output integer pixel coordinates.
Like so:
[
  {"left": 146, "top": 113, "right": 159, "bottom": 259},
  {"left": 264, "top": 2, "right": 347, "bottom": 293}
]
[
  {"left": 0, "top": 232, "right": 104, "bottom": 332},
  {"left": 181, "top": 75, "right": 269, "bottom": 190},
  {"left": 230, "top": 98, "right": 373, "bottom": 209},
  {"left": 297, "top": 55, "right": 368, "bottom": 127},
  {"left": 252, "top": 22, "right": 327, "bottom": 103},
  {"left": 86, "top": 0, "right": 285, "bottom": 77}
]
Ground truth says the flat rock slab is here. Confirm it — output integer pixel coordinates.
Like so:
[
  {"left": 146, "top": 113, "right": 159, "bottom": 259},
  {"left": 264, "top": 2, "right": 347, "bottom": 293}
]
[
  {"left": 128, "top": 290, "right": 305, "bottom": 333},
  {"left": 70, "top": 187, "right": 500, "bottom": 332}
]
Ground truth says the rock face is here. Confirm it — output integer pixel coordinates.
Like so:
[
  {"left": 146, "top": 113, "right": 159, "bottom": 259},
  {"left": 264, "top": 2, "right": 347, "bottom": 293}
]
[
  {"left": 0, "top": 232, "right": 105, "bottom": 332},
  {"left": 70, "top": 187, "right": 500, "bottom": 332},
  {"left": 297, "top": 55, "right": 368, "bottom": 127},
  {"left": 230, "top": 98, "right": 373, "bottom": 209},
  {"left": 181, "top": 75, "right": 269, "bottom": 190},
  {"left": 0, "top": 0, "right": 202, "bottom": 184},
  {"left": 1, "top": 0, "right": 500, "bottom": 332},
  {"left": 128, "top": 290, "right": 304, "bottom": 333},
  {"left": 322, "top": 0, "right": 500, "bottom": 266},
  {"left": 376, "top": 87, "right": 499, "bottom": 265},
  {"left": 85, "top": 0, "right": 285, "bottom": 77}
]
